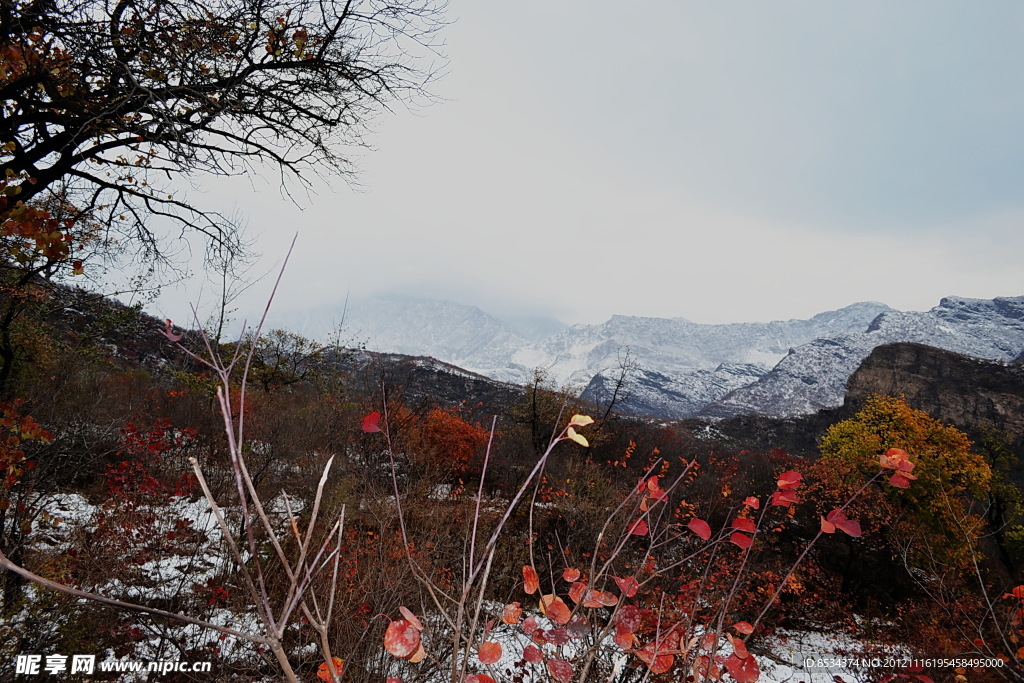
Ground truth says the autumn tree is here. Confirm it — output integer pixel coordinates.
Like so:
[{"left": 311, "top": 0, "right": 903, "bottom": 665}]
[
  {"left": 815, "top": 394, "right": 992, "bottom": 571},
  {"left": 245, "top": 328, "right": 335, "bottom": 393},
  {"left": 414, "top": 406, "right": 490, "bottom": 478},
  {"left": 0, "top": 0, "right": 443, "bottom": 389},
  {"left": 1, "top": 0, "right": 443, "bottom": 248}
]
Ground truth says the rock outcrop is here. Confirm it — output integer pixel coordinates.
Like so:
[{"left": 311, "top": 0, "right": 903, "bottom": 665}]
[{"left": 844, "top": 342, "right": 1024, "bottom": 447}]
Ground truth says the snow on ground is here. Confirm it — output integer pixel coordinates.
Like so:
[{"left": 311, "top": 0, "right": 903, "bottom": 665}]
[
  {"left": 761, "top": 628, "right": 911, "bottom": 683},
  {"left": 22, "top": 494, "right": 906, "bottom": 682}
]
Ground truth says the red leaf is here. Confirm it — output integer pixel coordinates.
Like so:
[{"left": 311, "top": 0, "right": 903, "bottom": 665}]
[
  {"left": 317, "top": 657, "right": 344, "bottom": 681},
  {"left": 725, "top": 652, "right": 761, "bottom": 683},
  {"left": 383, "top": 620, "right": 421, "bottom": 658},
  {"left": 399, "top": 606, "right": 424, "bottom": 631},
  {"left": 839, "top": 519, "right": 861, "bottom": 537},
  {"left": 825, "top": 509, "right": 862, "bottom": 537},
  {"left": 547, "top": 659, "right": 574, "bottom": 683},
  {"left": 889, "top": 473, "right": 915, "bottom": 488},
  {"left": 730, "top": 531, "right": 753, "bottom": 549},
  {"left": 546, "top": 628, "right": 570, "bottom": 645},
  {"left": 521, "top": 616, "right": 540, "bottom": 635},
  {"left": 733, "top": 621, "right": 754, "bottom": 635},
  {"left": 614, "top": 629, "right": 634, "bottom": 649},
  {"left": 879, "top": 447, "right": 912, "bottom": 470},
  {"left": 466, "top": 675, "right": 495, "bottom": 683},
  {"left": 161, "top": 319, "right": 183, "bottom": 343},
  {"left": 744, "top": 496, "right": 760, "bottom": 509},
  {"left": 695, "top": 654, "right": 718, "bottom": 680},
  {"left": 583, "top": 589, "right": 618, "bottom": 608},
  {"left": 770, "top": 489, "right": 799, "bottom": 507},
  {"left": 478, "top": 641, "right": 502, "bottom": 665},
  {"left": 614, "top": 605, "right": 645, "bottom": 632},
  {"left": 361, "top": 411, "right": 381, "bottom": 433},
  {"left": 523, "top": 565, "right": 540, "bottom": 595},
  {"left": 776, "top": 470, "right": 803, "bottom": 490},
  {"left": 562, "top": 567, "right": 581, "bottom": 582},
  {"left": 820, "top": 516, "right": 836, "bottom": 534},
  {"left": 579, "top": 588, "right": 601, "bottom": 608},
  {"left": 731, "top": 635, "right": 750, "bottom": 659},
  {"left": 614, "top": 575, "right": 639, "bottom": 598},
  {"left": 628, "top": 518, "right": 649, "bottom": 536},
  {"left": 386, "top": 678, "right": 403, "bottom": 683},
  {"left": 732, "top": 517, "right": 756, "bottom": 534},
  {"left": 523, "top": 644, "right": 543, "bottom": 663},
  {"left": 646, "top": 477, "right": 668, "bottom": 501},
  {"left": 637, "top": 642, "right": 675, "bottom": 674},
  {"left": 568, "top": 581, "right": 587, "bottom": 604},
  {"left": 540, "top": 594, "right": 571, "bottom": 625},
  {"left": 501, "top": 602, "right": 522, "bottom": 625},
  {"left": 687, "top": 518, "right": 712, "bottom": 541}
]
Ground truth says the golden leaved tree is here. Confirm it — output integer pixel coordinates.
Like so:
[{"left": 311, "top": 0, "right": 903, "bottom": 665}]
[{"left": 815, "top": 394, "right": 992, "bottom": 570}]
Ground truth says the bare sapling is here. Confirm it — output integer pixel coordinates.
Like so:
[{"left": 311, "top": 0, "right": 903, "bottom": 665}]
[{"left": 0, "top": 236, "right": 348, "bottom": 682}]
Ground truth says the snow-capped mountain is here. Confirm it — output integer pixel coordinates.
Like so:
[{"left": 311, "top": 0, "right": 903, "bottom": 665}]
[
  {"left": 298, "top": 293, "right": 1024, "bottom": 420},
  {"left": 339, "top": 295, "right": 530, "bottom": 370},
  {"left": 332, "top": 295, "right": 890, "bottom": 382},
  {"left": 507, "top": 301, "right": 893, "bottom": 389},
  {"left": 318, "top": 294, "right": 886, "bottom": 411},
  {"left": 700, "top": 296, "right": 1024, "bottom": 418}
]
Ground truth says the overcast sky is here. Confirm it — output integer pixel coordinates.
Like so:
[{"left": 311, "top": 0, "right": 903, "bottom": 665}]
[{"left": 153, "top": 1, "right": 1024, "bottom": 328}]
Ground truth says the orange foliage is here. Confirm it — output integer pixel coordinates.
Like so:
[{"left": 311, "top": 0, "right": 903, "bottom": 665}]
[
  {"left": 417, "top": 407, "right": 490, "bottom": 474},
  {"left": 0, "top": 400, "right": 51, "bottom": 494},
  {"left": 316, "top": 657, "right": 343, "bottom": 681}
]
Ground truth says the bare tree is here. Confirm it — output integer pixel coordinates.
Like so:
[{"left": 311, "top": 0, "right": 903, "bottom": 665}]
[
  {"left": 0, "top": 0, "right": 444, "bottom": 392},
  {"left": 0, "top": 0, "right": 446, "bottom": 261}
]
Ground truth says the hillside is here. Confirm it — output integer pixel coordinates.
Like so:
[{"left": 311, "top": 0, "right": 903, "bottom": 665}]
[{"left": 2, "top": 284, "right": 1023, "bottom": 681}]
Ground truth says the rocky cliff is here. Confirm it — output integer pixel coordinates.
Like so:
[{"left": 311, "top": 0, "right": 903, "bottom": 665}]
[
  {"left": 697, "top": 342, "right": 1024, "bottom": 466},
  {"left": 844, "top": 342, "right": 1024, "bottom": 447}
]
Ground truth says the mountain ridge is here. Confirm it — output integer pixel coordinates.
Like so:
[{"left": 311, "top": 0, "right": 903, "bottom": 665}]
[{"left": 284, "top": 293, "right": 1024, "bottom": 420}]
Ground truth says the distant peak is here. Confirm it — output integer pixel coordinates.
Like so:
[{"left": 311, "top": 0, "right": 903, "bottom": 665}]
[{"left": 935, "top": 295, "right": 1024, "bottom": 321}]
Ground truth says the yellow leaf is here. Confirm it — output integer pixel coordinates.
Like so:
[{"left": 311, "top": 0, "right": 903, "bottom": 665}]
[
  {"left": 568, "top": 414, "right": 594, "bottom": 428},
  {"left": 566, "top": 427, "right": 588, "bottom": 447}
]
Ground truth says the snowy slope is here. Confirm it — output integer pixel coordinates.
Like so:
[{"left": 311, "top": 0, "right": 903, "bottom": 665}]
[
  {"left": 340, "top": 294, "right": 531, "bottom": 371},
  {"left": 334, "top": 297, "right": 890, "bottom": 391},
  {"left": 581, "top": 363, "right": 768, "bottom": 419}
]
